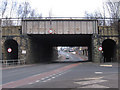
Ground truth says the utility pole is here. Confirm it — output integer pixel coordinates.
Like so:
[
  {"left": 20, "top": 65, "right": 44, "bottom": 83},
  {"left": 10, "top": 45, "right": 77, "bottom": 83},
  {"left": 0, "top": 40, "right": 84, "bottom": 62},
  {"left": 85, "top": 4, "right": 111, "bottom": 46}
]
[{"left": 0, "top": 19, "right": 2, "bottom": 60}]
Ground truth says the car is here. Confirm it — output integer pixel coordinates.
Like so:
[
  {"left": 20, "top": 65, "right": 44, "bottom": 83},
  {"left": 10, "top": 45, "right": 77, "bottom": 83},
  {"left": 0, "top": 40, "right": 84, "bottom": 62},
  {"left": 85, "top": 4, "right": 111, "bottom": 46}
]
[
  {"left": 71, "top": 52, "right": 76, "bottom": 54},
  {"left": 69, "top": 49, "right": 74, "bottom": 52},
  {"left": 66, "top": 55, "right": 69, "bottom": 59}
]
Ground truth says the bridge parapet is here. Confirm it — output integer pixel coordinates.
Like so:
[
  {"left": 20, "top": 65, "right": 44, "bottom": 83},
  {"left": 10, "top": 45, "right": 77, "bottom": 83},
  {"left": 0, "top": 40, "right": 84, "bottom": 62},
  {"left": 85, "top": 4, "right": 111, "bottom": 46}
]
[{"left": 22, "top": 19, "right": 98, "bottom": 34}]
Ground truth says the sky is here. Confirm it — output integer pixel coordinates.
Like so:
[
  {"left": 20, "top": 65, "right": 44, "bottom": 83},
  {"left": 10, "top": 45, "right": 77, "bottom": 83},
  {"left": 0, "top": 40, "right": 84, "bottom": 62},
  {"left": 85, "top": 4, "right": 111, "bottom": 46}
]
[
  {"left": 1, "top": 0, "right": 119, "bottom": 18},
  {"left": 25, "top": 0, "right": 105, "bottom": 17}
]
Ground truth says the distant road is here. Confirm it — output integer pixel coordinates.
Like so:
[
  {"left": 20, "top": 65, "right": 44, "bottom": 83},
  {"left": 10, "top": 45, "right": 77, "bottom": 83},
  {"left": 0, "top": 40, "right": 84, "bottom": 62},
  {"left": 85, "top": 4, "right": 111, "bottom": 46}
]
[{"left": 58, "top": 51, "right": 87, "bottom": 62}]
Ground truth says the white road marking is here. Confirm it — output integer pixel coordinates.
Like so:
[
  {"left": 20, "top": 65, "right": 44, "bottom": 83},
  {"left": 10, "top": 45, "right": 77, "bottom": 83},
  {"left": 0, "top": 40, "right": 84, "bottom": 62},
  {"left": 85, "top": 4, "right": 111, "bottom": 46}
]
[
  {"left": 41, "top": 76, "right": 50, "bottom": 80},
  {"left": 74, "top": 79, "right": 107, "bottom": 85},
  {"left": 58, "top": 74, "right": 62, "bottom": 75},
  {"left": 45, "top": 77, "right": 49, "bottom": 78},
  {"left": 42, "top": 79, "right": 51, "bottom": 82},
  {"left": 28, "top": 83, "right": 33, "bottom": 85},
  {"left": 40, "top": 70, "right": 71, "bottom": 83},
  {"left": 80, "top": 84, "right": 109, "bottom": 88},
  {"left": 95, "top": 72, "right": 103, "bottom": 74},
  {"left": 36, "top": 80, "right": 40, "bottom": 82},
  {"left": 41, "top": 78, "right": 45, "bottom": 80},
  {"left": 52, "top": 77, "right": 55, "bottom": 78},
  {"left": 49, "top": 75, "right": 53, "bottom": 77},
  {"left": 33, "top": 74, "right": 41, "bottom": 77},
  {"left": 84, "top": 77, "right": 104, "bottom": 80},
  {"left": 55, "top": 71, "right": 67, "bottom": 77},
  {"left": 74, "top": 76, "right": 108, "bottom": 88},
  {"left": 100, "top": 65, "right": 112, "bottom": 67},
  {"left": 47, "top": 78, "right": 51, "bottom": 81},
  {"left": 53, "top": 74, "right": 56, "bottom": 75}
]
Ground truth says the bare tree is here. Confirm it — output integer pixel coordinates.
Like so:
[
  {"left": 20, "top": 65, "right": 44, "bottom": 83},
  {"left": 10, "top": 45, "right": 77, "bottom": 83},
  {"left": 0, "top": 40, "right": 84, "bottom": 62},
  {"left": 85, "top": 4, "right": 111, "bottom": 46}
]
[
  {"left": 10, "top": 0, "right": 17, "bottom": 17},
  {"left": 1, "top": 0, "right": 8, "bottom": 18},
  {"left": 30, "top": 9, "right": 36, "bottom": 17},
  {"left": 0, "top": 0, "right": 42, "bottom": 18},
  {"left": 21, "top": 1, "right": 31, "bottom": 18},
  {"left": 84, "top": 10, "right": 103, "bottom": 19},
  {"left": 106, "top": 0, "right": 120, "bottom": 18},
  {"left": 105, "top": 0, "right": 120, "bottom": 28},
  {"left": 17, "top": 4, "right": 24, "bottom": 18},
  {"left": 30, "top": 9, "right": 42, "bottom": 18},
  {"left": 84, "top": 0, "right": 120, "bottom": 26},
  {"left": 84, "top": 10, "right": 104, "bottom": 26}
]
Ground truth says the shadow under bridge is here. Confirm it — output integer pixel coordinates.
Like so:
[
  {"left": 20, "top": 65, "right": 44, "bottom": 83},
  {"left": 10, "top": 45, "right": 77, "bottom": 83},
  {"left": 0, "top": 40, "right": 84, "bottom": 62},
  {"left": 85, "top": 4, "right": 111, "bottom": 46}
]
[{"left": 27, "top": 34, "right": 92, "bottom": 63}]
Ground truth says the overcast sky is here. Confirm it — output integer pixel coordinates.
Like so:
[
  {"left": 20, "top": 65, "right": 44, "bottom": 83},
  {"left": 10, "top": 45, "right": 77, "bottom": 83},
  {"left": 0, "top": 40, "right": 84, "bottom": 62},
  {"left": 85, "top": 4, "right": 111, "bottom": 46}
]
[
  {"left": 24, "top": 0, "right": 105, "bottom": 17},
  {"left": 2, "top": 0, "right": 119, "bottom": 17}
]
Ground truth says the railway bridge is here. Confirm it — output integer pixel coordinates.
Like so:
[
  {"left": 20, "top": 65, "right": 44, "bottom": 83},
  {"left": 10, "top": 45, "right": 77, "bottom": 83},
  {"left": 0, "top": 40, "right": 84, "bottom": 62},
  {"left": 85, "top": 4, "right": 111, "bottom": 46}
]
[{"left": 1, "top": 18, "right": 119, "bottom": 63}]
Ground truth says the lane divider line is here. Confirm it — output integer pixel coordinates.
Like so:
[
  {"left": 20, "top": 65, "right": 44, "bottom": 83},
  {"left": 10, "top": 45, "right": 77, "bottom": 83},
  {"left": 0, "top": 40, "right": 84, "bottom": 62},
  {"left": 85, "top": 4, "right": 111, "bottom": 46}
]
[
  {"left": 35, "top": 80, "right": 40, "bottom": 83},
  {"left": 40, "top": 70, "right": 71, "bottom": 83},
  {"left": 95, "top": 72, "right": 103, "bottom": 74},
  {"left": 28, "top": 83, "right": 33, "bottom": 85}
]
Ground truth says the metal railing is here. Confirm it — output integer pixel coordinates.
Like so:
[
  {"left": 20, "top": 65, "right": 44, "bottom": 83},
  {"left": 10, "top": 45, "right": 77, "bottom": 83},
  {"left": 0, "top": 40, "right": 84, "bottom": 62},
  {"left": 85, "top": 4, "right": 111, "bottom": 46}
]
[{"left": 0, "top": 59, "right": 26, "bottom": 67}]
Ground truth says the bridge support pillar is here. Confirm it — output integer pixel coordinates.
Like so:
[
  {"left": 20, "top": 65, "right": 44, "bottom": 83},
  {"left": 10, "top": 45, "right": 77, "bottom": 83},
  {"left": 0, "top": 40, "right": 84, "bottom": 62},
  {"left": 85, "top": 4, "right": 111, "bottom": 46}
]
[
  {"left": 92, "top": 34, "right": 102, "bottom": 63},
  {"left": 26, "top": 37, "right": 58, "bottom": 64}
]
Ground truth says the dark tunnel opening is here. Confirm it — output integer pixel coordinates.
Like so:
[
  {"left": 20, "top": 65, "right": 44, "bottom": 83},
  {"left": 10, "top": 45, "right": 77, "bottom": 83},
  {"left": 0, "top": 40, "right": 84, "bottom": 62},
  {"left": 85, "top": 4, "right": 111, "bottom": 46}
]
[
  {"left": 4, "top": 39, "right": 18, "bottom": 61},
  {"left": 102, "top": 39, "right": 116, "bottom": 62},
  {"left": 27, "top": 34, "right": 92, "bottom": 63}
]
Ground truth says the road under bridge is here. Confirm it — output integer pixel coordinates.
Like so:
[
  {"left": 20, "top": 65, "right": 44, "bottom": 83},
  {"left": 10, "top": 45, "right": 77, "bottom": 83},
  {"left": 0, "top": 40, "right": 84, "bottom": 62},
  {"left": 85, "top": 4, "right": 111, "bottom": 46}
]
[{"left": 27, "top": 34, "right": 92, "bottom": 63}]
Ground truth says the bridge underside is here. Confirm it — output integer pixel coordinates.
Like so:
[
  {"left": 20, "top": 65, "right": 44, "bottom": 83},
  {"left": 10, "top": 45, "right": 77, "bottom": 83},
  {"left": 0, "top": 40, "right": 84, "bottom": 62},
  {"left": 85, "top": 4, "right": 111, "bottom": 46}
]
[{"left": 26, "top": 34, "right": 92, "bottom": 63}]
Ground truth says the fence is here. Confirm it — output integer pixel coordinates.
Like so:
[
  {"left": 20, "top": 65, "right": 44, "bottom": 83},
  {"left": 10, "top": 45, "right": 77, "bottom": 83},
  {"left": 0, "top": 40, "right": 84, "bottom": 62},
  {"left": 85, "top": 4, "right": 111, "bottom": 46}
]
[{"left": 0, "top": 59, "right": 26, "bottom": 67}]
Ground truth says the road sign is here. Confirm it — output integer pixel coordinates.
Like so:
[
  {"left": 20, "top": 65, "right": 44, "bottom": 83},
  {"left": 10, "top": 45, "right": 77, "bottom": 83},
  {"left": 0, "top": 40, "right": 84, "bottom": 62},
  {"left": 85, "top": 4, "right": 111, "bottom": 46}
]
[
  {"left": 98, "top": 46, "right": 102, "bottom": 51},
  {"left": 48, "top": 29, "right": 53, "bottom": 34},
  {"left": 8, "top": 48, "right": 12, "bottom": 53}
]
